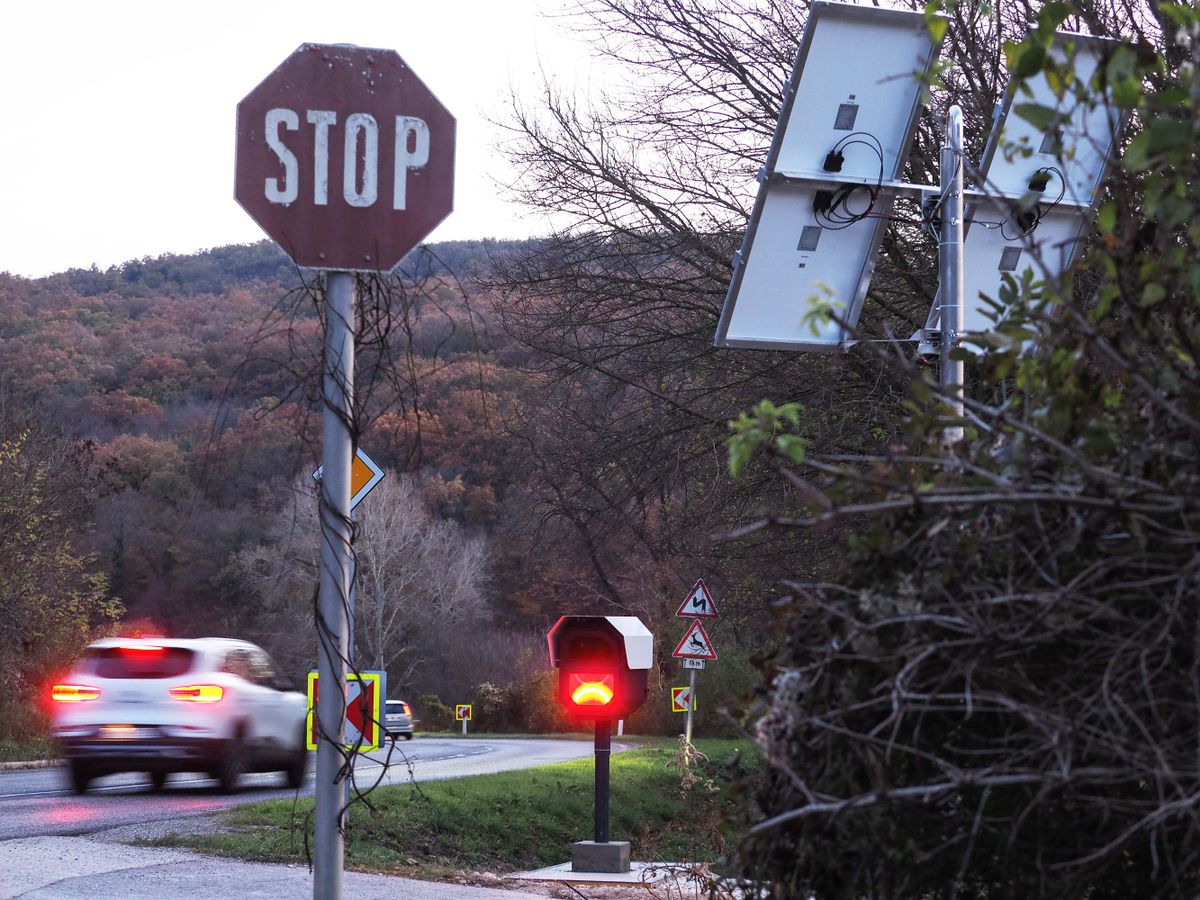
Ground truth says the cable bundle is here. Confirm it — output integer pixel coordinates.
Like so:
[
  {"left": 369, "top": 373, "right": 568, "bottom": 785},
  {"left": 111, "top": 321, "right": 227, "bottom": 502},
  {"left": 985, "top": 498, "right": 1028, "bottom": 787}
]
[{"left": 813, "top": 132, "right": 885, "bottom": 230}]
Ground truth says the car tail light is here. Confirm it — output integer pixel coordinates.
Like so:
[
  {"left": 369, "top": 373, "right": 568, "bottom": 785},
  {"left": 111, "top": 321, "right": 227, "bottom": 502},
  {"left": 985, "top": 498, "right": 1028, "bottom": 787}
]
[
  {"left": 169, "top": 684, "right": 224, "bottom": 703},
  {"left": 568, "top": 672, "right": 616, "bottom": 707},
  {"left": 53, "top": 684, "right": 102, "bottom": 702},
  {"left": 119, "top": 643, "right": 164, "bottom": 653},
  {"left": 401, "top": 703, "right": 412, "bottom": 716}
]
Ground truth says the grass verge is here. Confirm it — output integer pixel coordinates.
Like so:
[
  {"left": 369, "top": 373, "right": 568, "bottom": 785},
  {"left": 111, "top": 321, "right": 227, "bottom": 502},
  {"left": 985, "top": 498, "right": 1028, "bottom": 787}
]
[
  {"left": 143, "top": 737, "right": 759, "bottom": 881},
  {"left": 0, "top": 737, "right": 56, "bottom": 764}
]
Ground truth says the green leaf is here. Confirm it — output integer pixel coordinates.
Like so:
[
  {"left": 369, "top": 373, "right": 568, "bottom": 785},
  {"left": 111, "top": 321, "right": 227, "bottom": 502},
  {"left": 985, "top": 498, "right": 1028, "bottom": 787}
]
[
  {"left": 1122, "top": 130, "right": 1153, "bottom": 171},
  {"left": 1013, "top": 103, "right": 1062, "bottom": 132},
  {"left": 1111, "top": 77, "right": 1143, "bottom": 108},
  {"left": 1159, "top": 3, "right": 1199, "bottom": 28},
  {"left": 923, "top": 2, "right": 947, "bottom": 44},
  {"left": 1140, "top": 283, "right": 1166, "bottom": 307},
  {"left": 728, "top": 439, "right": 752, "bottom": 479},
  {"left": 775, "top": 434, "right": 808, "bottom": 466},
  {"left": 1035, "top": 2, "right": 1072, "bottom": 35},
  {"left": 1096, "top": 201, "right": 1116, "bottom": 235},
  {"left": 1090, "top": 283, "right": 1119, "bottom": 322},
  {"left": 1146, "top": 119, "right": 1192, "bottom": 155},
  {"left": 1006, "top": 41, "right": 1047, "bottom": 79}
]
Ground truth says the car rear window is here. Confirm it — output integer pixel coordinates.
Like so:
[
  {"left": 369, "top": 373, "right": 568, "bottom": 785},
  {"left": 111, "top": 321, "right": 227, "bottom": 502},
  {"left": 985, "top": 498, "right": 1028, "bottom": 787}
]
[{"left": 88, "top": 647, "right": 195, "bottom": 679}]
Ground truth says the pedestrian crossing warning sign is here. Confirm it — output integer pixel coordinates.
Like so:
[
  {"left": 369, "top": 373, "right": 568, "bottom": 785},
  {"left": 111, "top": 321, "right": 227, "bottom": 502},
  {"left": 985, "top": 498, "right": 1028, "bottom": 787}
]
[
  {"left": 672, "top": 619, "right": 717, "bottom": 660},
  {"left": 675, "top": 578, "right": 719, "bottom": 619}
]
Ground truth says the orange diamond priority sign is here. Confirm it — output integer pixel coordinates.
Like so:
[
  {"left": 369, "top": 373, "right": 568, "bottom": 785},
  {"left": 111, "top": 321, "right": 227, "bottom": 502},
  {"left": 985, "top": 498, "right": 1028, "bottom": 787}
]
[{"left": 312, "top": 447, "right": 385, "bottom": 510}]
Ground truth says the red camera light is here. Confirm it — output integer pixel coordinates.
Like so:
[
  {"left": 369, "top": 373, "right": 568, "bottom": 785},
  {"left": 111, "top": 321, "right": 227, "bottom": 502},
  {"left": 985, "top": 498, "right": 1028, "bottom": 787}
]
[
  {"left": 549, "top": 616, "right": 652, "bottom": 721},
  {"left": 569, "top": 673, "right": 615, "bottom": 706}
]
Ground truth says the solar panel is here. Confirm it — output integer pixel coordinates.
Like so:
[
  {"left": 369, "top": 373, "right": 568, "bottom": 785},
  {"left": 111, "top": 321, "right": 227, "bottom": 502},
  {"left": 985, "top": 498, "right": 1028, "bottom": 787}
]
[
  {"left": 715, "top": 1, "right": 944, "bottom": 351},
  {"left": 927, "top": 34, "right": 1121, "bottom": 344},
  {"left": 959, "top": 205, "right": 1092, "bottom": 334}
]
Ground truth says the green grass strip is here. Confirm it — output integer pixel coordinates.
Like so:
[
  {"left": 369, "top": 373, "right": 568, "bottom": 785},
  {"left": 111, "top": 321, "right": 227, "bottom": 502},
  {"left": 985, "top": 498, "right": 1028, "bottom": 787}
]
[{"left": 145, "top": 738, "right": 759, "bottom": 878}]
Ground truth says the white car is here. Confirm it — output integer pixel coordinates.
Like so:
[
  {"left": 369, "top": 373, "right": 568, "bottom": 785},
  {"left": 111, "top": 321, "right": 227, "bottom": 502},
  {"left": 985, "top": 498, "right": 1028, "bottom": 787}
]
[
  {"left": 384, "top": 699, "right": 415, "bottom": 740},
  {"left": 51, "top": 637, "right": 309, "bottom": 794}
]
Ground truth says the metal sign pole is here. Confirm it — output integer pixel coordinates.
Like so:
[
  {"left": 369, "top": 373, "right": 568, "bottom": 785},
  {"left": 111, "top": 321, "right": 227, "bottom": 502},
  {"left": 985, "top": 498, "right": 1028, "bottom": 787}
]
[
  {"left": 939, "top": 106, "right": 965, "bottom": 445},
  {"left": 684, "top": 668, "right": 697, "bottom": 744},
  {"left": 344, "top": 509, "right": 356, "bottom": 826},
  {"left": 594, "top": 719, "right": 612, "bottom": 843},
  {"left": 315, "top": 270, "right": 355, "bottom": 900}
]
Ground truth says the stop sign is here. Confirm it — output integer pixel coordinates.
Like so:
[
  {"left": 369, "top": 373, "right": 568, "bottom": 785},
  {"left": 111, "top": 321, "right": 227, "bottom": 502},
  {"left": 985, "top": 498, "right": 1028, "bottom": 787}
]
[{"left": 235, "top": 44, "right": 455, "bottom": 272}]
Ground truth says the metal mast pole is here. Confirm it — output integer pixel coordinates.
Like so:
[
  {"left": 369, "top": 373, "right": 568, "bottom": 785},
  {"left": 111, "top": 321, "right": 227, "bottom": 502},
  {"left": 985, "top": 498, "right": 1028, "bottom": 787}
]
[
  {"left": 315, "top": 271, "right": 355, "bottom": 900},
  {"left": 939, "top": 105, "right": 965, "bottom": 445},
  {"left": 344, "top": 510, "right": 356, "bottom": 826},
  {"left": 594, "top": 719, "right": 612, "bottom": 843},
  {"left": 684, "top": 668, "right": 697, "bottom": 744}
]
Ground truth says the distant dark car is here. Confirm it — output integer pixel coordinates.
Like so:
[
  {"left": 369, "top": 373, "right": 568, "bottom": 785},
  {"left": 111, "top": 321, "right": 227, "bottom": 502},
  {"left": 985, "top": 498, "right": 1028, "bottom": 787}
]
[{"left": 384, "top": 700, "right": 414, "bottom": 740}]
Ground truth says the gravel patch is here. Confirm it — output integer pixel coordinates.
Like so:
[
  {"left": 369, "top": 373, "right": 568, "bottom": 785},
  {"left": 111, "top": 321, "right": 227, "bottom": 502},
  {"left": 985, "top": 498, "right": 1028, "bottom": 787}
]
[{"left": 90, "top": 810, "right": 243, "bottom": 844}]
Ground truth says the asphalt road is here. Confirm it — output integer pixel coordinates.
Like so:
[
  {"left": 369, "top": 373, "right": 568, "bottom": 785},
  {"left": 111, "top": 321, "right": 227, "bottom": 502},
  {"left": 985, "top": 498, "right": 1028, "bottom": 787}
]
[{"left": 0, "top": 736, "right": 595, "bottom": 841}]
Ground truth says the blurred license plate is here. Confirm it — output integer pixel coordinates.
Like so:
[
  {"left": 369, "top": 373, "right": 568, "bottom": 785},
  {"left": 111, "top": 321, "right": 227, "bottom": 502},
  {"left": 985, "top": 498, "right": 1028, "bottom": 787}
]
[{"left": 100, "top": 725, "right": 155, "bottom": 740}]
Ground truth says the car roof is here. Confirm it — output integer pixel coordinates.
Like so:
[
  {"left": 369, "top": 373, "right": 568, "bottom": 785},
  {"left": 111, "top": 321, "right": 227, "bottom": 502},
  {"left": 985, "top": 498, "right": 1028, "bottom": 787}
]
[{"left": 87, "top": 637, "right": 260, "bottom": 650}]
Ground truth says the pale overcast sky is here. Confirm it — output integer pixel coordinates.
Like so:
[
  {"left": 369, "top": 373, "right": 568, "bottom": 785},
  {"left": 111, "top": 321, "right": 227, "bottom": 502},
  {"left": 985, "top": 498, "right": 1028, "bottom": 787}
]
[{"left": 0, "top": 0, "right": 585, "bottom": 278}]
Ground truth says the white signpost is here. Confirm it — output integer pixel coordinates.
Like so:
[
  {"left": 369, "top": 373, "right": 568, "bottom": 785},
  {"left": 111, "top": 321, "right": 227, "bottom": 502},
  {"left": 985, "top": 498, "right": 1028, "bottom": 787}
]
[{"left": 673, "top": 583, "right": 720, "bottom": 744}]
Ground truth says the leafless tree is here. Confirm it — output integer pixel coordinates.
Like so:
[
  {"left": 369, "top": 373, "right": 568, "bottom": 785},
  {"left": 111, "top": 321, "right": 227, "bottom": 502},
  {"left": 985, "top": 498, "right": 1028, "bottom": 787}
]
[{"left": 234, "top": 472, "right": 489, "bottom": 693}]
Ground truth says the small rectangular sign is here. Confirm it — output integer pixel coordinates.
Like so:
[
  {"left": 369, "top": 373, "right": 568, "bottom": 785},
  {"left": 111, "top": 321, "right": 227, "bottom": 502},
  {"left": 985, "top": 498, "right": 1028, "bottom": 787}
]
[{"left": 682, "top": 658, "right": 706, "bottom": 670}]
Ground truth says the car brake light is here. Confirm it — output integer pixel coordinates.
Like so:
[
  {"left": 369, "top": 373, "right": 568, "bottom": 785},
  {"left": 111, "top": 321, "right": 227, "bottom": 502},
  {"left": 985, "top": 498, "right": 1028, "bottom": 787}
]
[
  {"left": 53, "top": 684, "right": 101, "bottom": 702},
  {"left": 169, "top": 684, "right": 224, "bottom": 703},
  {"left": 119, "top": 644, "right": 164, "bottom": 654},
  {"left": 401, "top": 703, "right": 412, "bottom": 716},
  {"left": 568, "top": 673, "right": 615, "bottom": 706}
]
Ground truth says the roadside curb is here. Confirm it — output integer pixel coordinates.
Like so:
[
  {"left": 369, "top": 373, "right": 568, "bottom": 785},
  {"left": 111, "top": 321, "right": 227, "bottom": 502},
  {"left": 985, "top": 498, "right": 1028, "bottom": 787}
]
[{"left": 0, "top": 758, "right": 65, "bottom": 770}]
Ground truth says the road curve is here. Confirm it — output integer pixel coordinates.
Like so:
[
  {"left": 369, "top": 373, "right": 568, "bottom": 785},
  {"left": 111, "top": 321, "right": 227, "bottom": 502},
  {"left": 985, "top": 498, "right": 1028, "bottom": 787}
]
[{"left": 0, "top": 736, "right": 595, "bottom": 842}]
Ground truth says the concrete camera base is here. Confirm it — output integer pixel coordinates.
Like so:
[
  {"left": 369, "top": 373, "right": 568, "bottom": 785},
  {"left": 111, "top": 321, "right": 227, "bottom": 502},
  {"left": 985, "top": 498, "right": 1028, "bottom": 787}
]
[{"left": 571, "top": 840, "right": 631, "bottom": 873}]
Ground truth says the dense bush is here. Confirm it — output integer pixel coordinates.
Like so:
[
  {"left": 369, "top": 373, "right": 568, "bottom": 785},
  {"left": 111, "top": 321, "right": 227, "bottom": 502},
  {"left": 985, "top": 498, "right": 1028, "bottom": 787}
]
[
  {"left": 736, "top": 9, "right": 1200, "bottom": 897},
  {"left": 415, "top": 693, "right": 455, "bottom": 732}
]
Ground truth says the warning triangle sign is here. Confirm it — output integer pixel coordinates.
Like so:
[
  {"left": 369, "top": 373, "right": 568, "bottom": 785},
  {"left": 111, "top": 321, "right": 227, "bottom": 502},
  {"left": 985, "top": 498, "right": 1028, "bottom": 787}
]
[
  {"left": 672, "top": 619, "right": 717, "bottom": 660},
  {"left": 675, "top": 578, "right": 719, "bottom": 619}
]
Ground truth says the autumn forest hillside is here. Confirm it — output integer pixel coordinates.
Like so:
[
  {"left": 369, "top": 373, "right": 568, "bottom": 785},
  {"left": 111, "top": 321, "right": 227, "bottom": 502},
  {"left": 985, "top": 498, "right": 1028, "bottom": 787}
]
[{"left": 0, "top": 238, "right": 778, "bottom": 738}]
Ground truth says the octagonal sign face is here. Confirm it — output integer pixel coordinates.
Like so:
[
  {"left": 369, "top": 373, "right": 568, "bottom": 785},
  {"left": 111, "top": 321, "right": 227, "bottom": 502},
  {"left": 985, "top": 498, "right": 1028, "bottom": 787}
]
[{"left": 236, "top": 44, "right": 455, "bottom": 272}]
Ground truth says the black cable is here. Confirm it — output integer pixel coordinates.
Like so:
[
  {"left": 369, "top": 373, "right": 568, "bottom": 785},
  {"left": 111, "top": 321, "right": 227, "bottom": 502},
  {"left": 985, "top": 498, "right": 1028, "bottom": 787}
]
[
  {"left": 999, "top": 166, "right": 1066, "bottom": 240},
  {"left": 814, "top": 131, "right": 885, "bottom": 230}
]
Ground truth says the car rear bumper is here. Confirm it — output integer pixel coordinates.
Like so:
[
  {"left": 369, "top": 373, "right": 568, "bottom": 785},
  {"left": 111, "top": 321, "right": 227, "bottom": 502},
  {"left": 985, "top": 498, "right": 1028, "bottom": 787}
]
[{"left": 56, "top": 733, "right": 231, "bottom": 772}]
